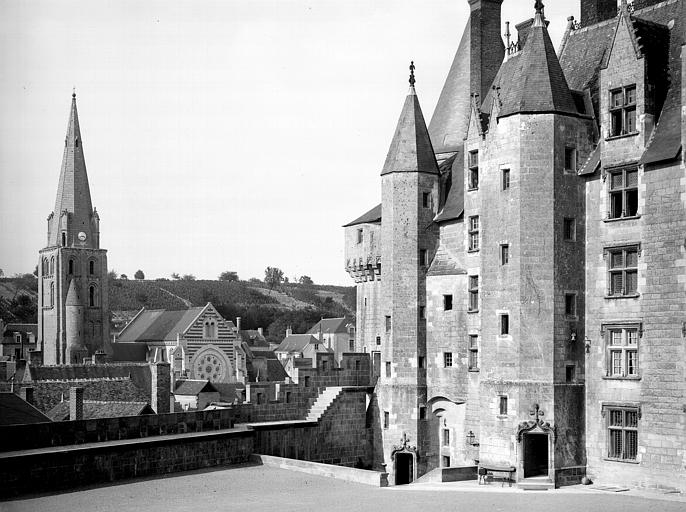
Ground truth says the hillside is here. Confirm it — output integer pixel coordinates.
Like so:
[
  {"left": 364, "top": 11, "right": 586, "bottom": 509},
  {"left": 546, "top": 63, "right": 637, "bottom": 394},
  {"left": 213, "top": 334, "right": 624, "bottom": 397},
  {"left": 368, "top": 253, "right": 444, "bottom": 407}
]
[{"left": 0, "top": 276, "right": 356, "bottom": 344}]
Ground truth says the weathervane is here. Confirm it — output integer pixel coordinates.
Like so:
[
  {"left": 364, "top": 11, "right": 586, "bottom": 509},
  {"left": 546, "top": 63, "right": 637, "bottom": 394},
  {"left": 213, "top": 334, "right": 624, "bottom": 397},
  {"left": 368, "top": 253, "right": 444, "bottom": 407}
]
[{"left": 409, "top": 61, "right": 415, "bottom": 86}]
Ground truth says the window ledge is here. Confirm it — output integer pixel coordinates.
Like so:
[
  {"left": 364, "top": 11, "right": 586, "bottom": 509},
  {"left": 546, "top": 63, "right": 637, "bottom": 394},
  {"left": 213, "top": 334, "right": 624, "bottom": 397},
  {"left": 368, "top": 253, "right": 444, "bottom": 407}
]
[
  {"left": 467, "top": 249, "right": 480, "bottom": 254},
  {"left": 496, "top": 414, "right": 508, "bottom": 420},
  {"left": 602, "top": 375, "right": 641, "bottom": 381},
  {"left": 467, "top": 187, "right": 478, "bottom": 192},
  {"left": 605, "top": 132, "right": 639, "bottom": 142},
  {"left": 468, "top": 368, "right": 480, "bottom": 373},
  {"left": 603, "top": 215, "right": 641, "bottom": 223},
  {"left": 467, "top": 309, "right": 479, "bottom": 314},
  {"left": 602, "top": 458, "right": 639, "bottom": 465},
  {"left": 604, "top": 294, "right": 640, "bottom": 300}
]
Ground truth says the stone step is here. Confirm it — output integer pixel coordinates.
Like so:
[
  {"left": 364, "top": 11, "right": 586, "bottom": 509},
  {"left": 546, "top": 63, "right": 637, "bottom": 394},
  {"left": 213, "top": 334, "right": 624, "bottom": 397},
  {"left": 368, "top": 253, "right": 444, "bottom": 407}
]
[
  {"left": 305, "top": 386, "right": 344, "bottom": 422},
  {"left": 518, "top": 478, "right": 554, "bottom": 491}
]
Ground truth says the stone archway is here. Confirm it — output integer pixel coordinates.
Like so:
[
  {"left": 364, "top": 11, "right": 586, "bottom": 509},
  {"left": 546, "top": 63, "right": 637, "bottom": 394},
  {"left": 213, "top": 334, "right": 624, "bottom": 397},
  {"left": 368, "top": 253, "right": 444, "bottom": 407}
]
[{"left": 390, "top": 432, "right": 418, "bottom": 485}]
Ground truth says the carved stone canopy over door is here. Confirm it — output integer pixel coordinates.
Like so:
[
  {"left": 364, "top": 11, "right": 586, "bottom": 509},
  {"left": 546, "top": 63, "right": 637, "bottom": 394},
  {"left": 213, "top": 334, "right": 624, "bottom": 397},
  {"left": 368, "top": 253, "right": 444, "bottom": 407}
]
[
  {"left": 391, "top": 432, "right": 419, "bottom": 485},
  {"left": 516, "top": 403, "right": 557, "bottom": 442}
]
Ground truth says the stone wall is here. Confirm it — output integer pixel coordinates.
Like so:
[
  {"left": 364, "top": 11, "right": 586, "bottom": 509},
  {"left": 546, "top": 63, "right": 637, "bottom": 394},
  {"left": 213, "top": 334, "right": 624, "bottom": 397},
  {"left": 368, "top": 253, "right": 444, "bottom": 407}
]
[{"left": 0, "top": 428, "right": 253, "bottom": 498}]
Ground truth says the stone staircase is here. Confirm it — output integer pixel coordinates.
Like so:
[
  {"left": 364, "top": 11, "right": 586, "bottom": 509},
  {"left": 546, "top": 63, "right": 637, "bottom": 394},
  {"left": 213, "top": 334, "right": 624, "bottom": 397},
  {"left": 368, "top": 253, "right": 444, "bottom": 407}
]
[{"left": 305, "top": 386, "right": 344, "bottom": 421}]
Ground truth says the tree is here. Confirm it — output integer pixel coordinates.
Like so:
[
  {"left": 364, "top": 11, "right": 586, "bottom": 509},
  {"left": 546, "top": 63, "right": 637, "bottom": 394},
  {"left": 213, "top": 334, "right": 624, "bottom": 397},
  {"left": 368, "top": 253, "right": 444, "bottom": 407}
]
[
  {"left": 181, "top": 274, "right": 196, "bottom": 281},
  {"left": 299, "top": 275, "right": 313, "bottom": 285},
  {"left": 134, "top": 269, "right": 145, "bottom": 280},
  {"left": 108, "top": 269, "right": 118, "bottom": 280},
  {"left": 264, "top": 267, "right": 284, "bottom": 290},
  {"left": 218, "top": 271, "right": 239, "bottom": 282},
  {"left": 0, "top": 269, "right": 4, "bottom": 278},
  {"left": 120, "top": 274, "right": 128, "bottom": 280},
  {"left": 171, "top": 273, "right": 180, "bottom": 280}
]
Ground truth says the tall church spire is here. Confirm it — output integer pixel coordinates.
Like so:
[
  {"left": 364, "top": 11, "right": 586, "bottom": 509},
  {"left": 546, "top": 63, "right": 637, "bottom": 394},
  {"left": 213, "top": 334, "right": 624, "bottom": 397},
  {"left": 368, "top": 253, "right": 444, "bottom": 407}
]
[{"left": 48, "top": 91, "right": 96, "bottom": 248}]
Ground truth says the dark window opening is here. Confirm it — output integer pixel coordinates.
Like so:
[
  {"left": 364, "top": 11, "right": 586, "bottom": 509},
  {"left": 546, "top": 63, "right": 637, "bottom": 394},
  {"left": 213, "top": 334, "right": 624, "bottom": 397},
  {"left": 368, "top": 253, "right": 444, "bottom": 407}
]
[
  {"left": 502, "top": 168, "right": 510, "bottom": 190},
  {"left": 499, "top": 396, "right": 508, "bottom": 415},
  {"left": 468, "top": 150, "right": 479, "bottom": 190},
  {"left": 89, "top": 260, "right": 95, "bottom": 275},
  {"left": 443, "top": 352, "right": 453, "bottom": 368},
  {"left": 609, "top": 85, "right": 636, "bottom": 137},
  {"left": 418, "top": 356, "right": 425, "bottom": 369},
  {"left": 563, "top": 218, "right": 576, "bottom": 241},
  {"left": 566, "top": 365, "right": 575, "bottom": 382},
  {"left": 384, "top": 411, "right": 389, "bottom": 429},
  {"left": 500, "top": 245, "right": 509, "bottom": 265},
  {"left": 565, "top": 293, "right": 577, "bottom": 317},
  {"left": 422, "top": 192, "right": 430, "bottom": 208},
  {"left": 443, "top": 428, "right": 450, "bottom": 446},
  {"left": 385, "top": 315, "right": 391, "bottom": 332},
  {"left": 609, "top": 168, "right": 638, "bottom": 218},
  {"left": 443, "top": 294, "right": 453, "bottom": 311},
  {"left": 564, "top": 147, "right": 577, "bottom": 172},
  {"left": 468, "top": 276, "right": 479, "bottom": 311},
  {"left": 419, "top": 306, "right": 426, "bottom": 320},
  {"left": 385, "top": 361, "right": 391, "bottom": 378},
  {"left": 419, "top": 249, "right": 428, "bottom": 267},
  {"left": 376, "top": 336, "right": 381, "bottom": 346},
  {"left": 68, "top": 259, "right": 74, "bottom": 275},
  {"left": 419, "top": 406, "right": 426, "bottom": 420},
  {"left": 500, "top": 314, "right": 509, "bottom": 335},
  {"left": 442, "top": 456, "right": 451, "bottom": 468},
  {"left": 607, "top": 408, "right": 638, "bottom": 461},
  {"left": 89, "top": 286, "right": 96, "bottom": 307}
]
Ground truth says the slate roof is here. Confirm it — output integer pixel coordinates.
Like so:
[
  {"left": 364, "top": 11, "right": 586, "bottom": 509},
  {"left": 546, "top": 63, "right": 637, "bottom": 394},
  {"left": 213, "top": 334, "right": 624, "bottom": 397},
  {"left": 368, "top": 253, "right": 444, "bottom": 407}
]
[
  {"left": 237, "top": 329, "right": 269, "bottom": 348},
  {"left": 380, "top": 86, "right": 439, "bottom": 176},
  {"left": 579, "top": 143, "right": 602, "bottom": 176},
  {"left": 434, "top": 152, "right": 464, "bottom": 223},
  {"left": 266, "top": 359, "right": 289, "bottom": 382},
  {"left": 174, "top": 379, "right": 219, "bottom": 396},
  {"left": 493, "top": 14, "right": 578, "bottom": 118},
  {"left": 306, "top": 317, "right": 353, "bottom": 335},
  {"left": 426, "top": 245, "right": 466, "bottom": 276},
  {"left": 65, "top": 279, "right": 82, "bottom": 306},
  {"left": 2, "top": 324, "right": 38, "bottom": 336},
  {"left": 343, "top": 203, "right": 381, "bottom": 227},
  {"left": 117, "top": 307, "right": 204, "bottom": 342},
  {"left": 559, "top": 0, "right": 683, "bottom": 164},
  {"left": 275, "top": 334, "right": 320, "bottom": 354},
  {"left": 111, "top": 342, "right": 148, "bottom": 362},
  {"left": 0, "top": 392, "right": 52, "bottom": 425},
  {"left": 212, "top": 382, "right": 245, "bottom": 403},
  {"left": 47, "top": 400, "right": 153, "bottom": 422}
]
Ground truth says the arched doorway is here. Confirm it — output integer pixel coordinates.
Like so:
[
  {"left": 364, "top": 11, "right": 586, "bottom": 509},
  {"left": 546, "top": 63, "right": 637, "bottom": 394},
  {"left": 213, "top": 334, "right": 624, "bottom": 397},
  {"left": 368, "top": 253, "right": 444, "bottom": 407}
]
[{"left": 391, "top": 432, "right": 418, "bottom": 485}]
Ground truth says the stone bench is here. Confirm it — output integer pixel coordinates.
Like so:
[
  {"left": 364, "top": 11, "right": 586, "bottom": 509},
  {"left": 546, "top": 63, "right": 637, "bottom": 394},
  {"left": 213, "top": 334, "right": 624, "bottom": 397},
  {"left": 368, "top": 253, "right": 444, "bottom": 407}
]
[{"left": 478, "top": 464, "right": 516, "bottom": 487}]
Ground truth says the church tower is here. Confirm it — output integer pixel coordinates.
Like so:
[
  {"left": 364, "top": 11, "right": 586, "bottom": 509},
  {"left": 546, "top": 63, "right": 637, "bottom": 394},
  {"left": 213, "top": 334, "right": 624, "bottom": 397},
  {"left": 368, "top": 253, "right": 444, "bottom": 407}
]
[
  {"left": 38, "top": 92, "right": 110, "bottom": 365},
  {"left": 377, "top": 64, "right": 440, "bottom": 483}
]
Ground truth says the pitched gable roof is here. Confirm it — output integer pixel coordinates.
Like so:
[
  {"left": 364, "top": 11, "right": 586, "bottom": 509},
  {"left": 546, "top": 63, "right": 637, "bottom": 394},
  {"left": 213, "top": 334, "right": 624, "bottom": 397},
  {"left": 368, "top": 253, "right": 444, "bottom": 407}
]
[
  {"left": 306, "top": 317, "right": 353, "bottom": 335},
  {"left": 174, "top": 379, "right": 219, "bottom": 396},
  {"left": 47, "top": 400, "right": 153, "bottom": 421},
  {"left": 427, "top": 244, "right": 466, "bottom": 276},
  {"left": 116, "top": 307, "right": 204, "bottom": 342},
  {"left": 275, "top": 334, "right": 319, "bottom": 354},
  {"left": 433, "top": 152, "right": 464, "bottom": 224},
  {"left": 0, "top": 392, "right": 52, "bottom": 425}
]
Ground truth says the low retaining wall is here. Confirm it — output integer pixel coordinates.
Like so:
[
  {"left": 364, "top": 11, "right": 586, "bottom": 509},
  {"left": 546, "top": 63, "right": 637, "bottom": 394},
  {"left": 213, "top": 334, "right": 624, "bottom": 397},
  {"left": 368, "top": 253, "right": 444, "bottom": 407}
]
[
  {"left": 441, "top": 465, "right": 478, "bottom": 482},
  {"left": 0, "top": 427, "right": 253, "bottom": 499},
  {"left": 254, "top": 454, "right": 388, "bottom": 487}
]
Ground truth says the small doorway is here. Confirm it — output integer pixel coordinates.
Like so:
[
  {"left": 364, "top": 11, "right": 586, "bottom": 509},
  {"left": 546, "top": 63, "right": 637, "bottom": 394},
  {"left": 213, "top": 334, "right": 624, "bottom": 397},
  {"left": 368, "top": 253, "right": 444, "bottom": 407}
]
[
  {"left": 395, "top": 453, "right": 413, "bottom": 485},
  {"left": 523, "top": 433, "right": 548, "bottom": 477}
]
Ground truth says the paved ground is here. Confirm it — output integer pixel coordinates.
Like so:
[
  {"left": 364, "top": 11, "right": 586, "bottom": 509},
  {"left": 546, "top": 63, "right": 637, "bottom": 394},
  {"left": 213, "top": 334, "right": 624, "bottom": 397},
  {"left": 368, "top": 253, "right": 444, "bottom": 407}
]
[{"left": 2, "top": 464, "right": 684, "bottom": 512}]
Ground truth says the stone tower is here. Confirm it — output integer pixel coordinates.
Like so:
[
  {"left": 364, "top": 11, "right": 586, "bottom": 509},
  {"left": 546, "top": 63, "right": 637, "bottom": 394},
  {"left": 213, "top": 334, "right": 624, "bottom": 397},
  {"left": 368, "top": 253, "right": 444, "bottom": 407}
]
[
  {"left": 377, "top": 64, "right": 440, "bottom": 483},
  {"left": 38, "top": 92, "right": 110, "bottom": 365}
]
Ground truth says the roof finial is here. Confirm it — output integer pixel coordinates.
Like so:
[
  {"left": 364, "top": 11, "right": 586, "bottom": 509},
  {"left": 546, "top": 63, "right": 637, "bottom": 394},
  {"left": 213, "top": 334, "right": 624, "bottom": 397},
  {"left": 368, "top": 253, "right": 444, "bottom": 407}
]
[
  {"left": 72, "top": 86, "right": 76, "bottom": 99},
  {"left": 409, "top": 61, "right": 415, "bottom": 87},
  {"left": 534, "top": 0, "right": 544, "bottom": 14}
]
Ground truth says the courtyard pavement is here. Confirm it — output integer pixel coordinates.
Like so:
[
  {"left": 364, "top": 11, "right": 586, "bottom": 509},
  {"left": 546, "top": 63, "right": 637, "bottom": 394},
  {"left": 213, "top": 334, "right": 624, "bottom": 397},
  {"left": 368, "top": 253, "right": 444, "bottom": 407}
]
[{"left": 2, "top": 463, "right": 684, "bottom": 512}]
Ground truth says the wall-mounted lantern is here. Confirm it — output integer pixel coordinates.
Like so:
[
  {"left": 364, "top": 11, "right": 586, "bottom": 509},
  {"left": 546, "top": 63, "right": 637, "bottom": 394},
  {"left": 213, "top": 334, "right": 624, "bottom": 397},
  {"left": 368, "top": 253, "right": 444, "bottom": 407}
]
[{"left": 466, "top": 430, "right": 479, "bottom": 446}]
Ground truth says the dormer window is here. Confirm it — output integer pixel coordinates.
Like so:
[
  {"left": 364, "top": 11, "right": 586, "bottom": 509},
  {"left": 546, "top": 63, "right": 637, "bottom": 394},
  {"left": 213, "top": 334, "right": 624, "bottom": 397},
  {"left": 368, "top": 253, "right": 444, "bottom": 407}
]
[
  {"left": 468, "top": 151, "right": 479, "bottom": 190},
  {"left": 609, "top": 85, "right": 636, "bottom": 137}
]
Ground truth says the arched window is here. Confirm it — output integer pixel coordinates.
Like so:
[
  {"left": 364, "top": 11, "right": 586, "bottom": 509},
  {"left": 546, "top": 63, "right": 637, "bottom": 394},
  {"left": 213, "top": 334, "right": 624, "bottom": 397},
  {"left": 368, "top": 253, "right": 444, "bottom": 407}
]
[
  {"left": 89, "top": 285, "right": 96, "bottom": 307},
  {"left": 61, "top": 232, "right": 66, "bottom": 247},
  {"left": 42, "top": 258, "right": 48, "bottom": 275},
  {"left": 68, "top": 259, "right": 74, "bottom": 275},
  {"left": 89, "top": 260, "right": 95, "bottom": 275},
  {"left": 50, "top": 282, "right": 55, "bottom": 308},
  {"left": 50, "top": 256, "right": 55, "bottom": 275},
  {"left": 204, "top": 320, "right": 217, "bottom": 338}
]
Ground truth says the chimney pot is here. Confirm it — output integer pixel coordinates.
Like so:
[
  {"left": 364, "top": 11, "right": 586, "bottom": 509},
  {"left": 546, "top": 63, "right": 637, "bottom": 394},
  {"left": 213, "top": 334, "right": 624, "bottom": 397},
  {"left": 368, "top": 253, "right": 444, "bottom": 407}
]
[
  {"left": 70, "top": 386, "right": 84, "bottom": 421},
  {"left": 236, "top": 317, "right": 242, "bottom": 331}
]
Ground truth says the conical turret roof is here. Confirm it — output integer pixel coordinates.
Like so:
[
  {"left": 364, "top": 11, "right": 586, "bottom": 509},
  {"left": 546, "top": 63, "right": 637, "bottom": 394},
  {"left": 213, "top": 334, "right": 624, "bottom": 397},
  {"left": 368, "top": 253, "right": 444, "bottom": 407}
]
[
  {"left": 381, "top": 66, "right": 439, "bottom": 176},
  {"left": 49, "top": 92, "right": 95, "bottom": 246}
]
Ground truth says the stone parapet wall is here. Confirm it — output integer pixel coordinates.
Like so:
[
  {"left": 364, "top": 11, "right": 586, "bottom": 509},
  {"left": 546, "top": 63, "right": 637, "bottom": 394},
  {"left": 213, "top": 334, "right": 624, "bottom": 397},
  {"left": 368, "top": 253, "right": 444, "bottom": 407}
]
[{"left": 0, "top": 408, "right": 235, "bottom": 452}]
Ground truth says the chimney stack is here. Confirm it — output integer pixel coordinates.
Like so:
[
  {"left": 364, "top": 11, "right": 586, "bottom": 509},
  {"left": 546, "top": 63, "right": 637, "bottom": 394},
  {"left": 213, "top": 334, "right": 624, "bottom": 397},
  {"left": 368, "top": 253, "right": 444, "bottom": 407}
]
[
  {"left": 468, "top": 0, "right": 505, "bottom": 101},
  {"left": 580, "top": 0, "right": 617, "bottom": 27},
  {"left": 69, "top": 386, "right": 84, "bottom": 421},
  {"left": 257, "top": 327, "right": 263, "bottom": 336},
  {"left": 151, "top": 362, "right": 171, "bottom": 414},
  {"left": 286, "top": 326, "right": 293, "bottom": 337},
  {"left": 20, "top": 386, "right": 34, "bottom": 405},
  {"left": 236, "top": 317, "right": 242, "bottom": 331}
]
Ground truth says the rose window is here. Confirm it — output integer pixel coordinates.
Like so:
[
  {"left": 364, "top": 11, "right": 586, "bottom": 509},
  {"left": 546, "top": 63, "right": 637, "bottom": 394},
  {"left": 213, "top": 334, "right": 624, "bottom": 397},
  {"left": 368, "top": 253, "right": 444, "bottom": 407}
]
[{"left": 194, "top": 350, "right": 226, "bottom": 382}]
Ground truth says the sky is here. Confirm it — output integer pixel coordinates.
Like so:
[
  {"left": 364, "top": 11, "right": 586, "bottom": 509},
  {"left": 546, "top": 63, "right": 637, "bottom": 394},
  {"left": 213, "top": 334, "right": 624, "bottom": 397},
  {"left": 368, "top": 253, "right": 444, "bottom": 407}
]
[{"left": 0, "top": 0, "right": 579, "bottom": 285}]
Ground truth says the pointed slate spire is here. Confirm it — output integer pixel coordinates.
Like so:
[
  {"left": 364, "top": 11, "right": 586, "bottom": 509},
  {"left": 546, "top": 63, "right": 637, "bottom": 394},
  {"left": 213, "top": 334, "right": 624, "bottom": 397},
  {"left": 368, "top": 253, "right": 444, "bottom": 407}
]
[
  {"left": 498, "top": 2, "right": 578, "bottom": 117},
  {"left": 381, "top": 63, "right": 439, "bottom": 176},
  {"left": 49, "top": 91, "right": 95, "bottom": 247}
]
